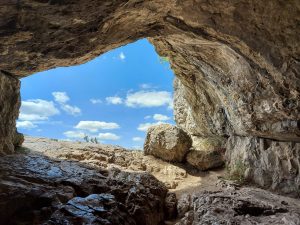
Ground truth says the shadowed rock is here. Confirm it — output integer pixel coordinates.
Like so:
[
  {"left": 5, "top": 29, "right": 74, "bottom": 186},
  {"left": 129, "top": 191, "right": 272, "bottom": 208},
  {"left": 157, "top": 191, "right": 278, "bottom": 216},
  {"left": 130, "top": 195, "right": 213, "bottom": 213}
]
[{"left": 0, "top": 151, "right": 167, "bottom": 225}]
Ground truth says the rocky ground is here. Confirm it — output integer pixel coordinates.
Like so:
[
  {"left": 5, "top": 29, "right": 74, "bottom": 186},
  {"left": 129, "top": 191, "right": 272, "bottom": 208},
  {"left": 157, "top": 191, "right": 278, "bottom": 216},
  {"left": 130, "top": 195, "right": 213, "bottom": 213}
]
[{"left": 0, "top": 136, "right": 299, "bottom": 225}]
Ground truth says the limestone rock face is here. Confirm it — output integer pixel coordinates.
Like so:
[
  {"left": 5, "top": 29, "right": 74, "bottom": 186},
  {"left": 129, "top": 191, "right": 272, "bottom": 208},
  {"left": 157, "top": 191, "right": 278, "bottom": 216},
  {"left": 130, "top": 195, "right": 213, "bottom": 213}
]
[
  {"left": 175, "top": 183, "right": 300, "bottom": 225},
  {"left": 0, "top": 72, "right": 21, "bottom": 155},
  {"left": 144, "top": 124, "right": 192, "bottom": 162},
  {"left": 46, "top": 194, "right": 136, "bottom": 225},
  {"left": 186, "top": 136, "right": 225, "bottom": 170},
  {"left": 186, "top": 149, "right": 224, "bottom": 171},
  {"left": 0, "top": 151, "right": 167, "bottom": 225},
  {"left": 226, "top": 135, "right": 300, "bottom": 196},
  {"left": 0, "top": 0, "right": 299, "bottom": 195}
]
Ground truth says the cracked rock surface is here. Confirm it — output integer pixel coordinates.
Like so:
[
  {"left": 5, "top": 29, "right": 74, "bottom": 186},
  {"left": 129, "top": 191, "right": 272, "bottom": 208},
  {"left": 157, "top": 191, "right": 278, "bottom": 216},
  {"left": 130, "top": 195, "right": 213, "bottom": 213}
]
[
  {"left": 0, "top": 149, "right": 167, "bottom": 225},
  {"left": 175, "top": 181, "right": 300, "bottom": 225},
  {"left": 0, "top": 0, "right": 299, "bottom": 195},
  {"left": 1, "top": 137, "right": 300, "bottom": 225}
]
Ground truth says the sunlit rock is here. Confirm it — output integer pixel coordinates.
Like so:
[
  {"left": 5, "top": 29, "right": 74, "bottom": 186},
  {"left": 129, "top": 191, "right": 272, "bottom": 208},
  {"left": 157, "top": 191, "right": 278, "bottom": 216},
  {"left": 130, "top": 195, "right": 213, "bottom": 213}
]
[
  {"left": 226, "top": 135, "right": 300, "bottom": 196},
  {"left": 144, "top": 124, "right": 192, "bottom": 162}
]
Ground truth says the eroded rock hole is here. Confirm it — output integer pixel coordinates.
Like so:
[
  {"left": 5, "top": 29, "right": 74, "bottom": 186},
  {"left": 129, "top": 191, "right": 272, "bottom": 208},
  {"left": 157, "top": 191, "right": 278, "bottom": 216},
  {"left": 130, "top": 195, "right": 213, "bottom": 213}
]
[{"left": 234, "top": 202, "right": 288, "bottom": 217}]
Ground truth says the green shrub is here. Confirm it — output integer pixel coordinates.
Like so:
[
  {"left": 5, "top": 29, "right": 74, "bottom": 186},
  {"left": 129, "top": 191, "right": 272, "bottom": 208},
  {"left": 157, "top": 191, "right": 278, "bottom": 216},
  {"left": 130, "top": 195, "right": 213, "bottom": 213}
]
[
  {"left": 159, "top": 56, "right": 169, "bottom": 64},
  {"left": 225, "top": 157, "right": 247, "bottom": 184}
]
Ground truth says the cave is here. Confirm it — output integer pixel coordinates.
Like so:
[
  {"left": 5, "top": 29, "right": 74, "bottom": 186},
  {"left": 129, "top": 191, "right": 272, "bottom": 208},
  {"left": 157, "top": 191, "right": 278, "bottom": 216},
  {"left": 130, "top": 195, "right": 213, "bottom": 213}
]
[
  {"left": 16, "top": 38, "right": 175, "bottom": 148},
  {"left": 0, "top": 0, "right": 299, "bottom": 224}
]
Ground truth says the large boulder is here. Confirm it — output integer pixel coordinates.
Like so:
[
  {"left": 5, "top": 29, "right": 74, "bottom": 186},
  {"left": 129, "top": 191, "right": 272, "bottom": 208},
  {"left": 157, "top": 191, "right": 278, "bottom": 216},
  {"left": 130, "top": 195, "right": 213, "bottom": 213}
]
[
  {"left": 144, "top": 124, "right": 192, "bottom": 162},
  {"left": 186, "top": 136, "right": 225, "bottom": 170}
]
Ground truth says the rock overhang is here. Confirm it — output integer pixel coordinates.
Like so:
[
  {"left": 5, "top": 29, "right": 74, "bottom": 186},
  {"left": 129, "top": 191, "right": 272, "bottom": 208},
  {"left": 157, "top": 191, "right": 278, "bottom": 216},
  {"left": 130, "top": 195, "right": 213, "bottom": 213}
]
[{"left": 0, "top": 0, "right": 299, "bottom": 194}]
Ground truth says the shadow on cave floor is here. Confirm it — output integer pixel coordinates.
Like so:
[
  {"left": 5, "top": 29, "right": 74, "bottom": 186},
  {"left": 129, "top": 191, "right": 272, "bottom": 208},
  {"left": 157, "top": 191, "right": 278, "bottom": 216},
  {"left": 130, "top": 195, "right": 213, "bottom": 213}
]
[
  {"left": 3, "top": 137, "right": 300, "bottom": 225},
  {"left": 21, "top": 136, "right": 227, "bottom": 197},
  {"left": 0, "top": 146, "right": 168, "bottom": 225}
]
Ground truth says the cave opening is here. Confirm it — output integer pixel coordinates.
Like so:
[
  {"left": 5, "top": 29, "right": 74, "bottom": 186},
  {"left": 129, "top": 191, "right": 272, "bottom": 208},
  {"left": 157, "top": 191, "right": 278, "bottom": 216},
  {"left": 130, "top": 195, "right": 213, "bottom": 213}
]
[{"left": 16, "top": 39, "right": 175, "bottom": 149}]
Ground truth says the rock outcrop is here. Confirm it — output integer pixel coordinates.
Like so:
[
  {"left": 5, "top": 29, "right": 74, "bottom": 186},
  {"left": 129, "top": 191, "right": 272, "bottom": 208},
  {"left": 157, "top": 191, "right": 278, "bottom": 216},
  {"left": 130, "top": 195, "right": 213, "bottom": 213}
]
[
  {"left": 0, "top": 72, "right": 21, "bottom": 155},
  {"left": 226, "top": 135, "right": 300, "bottom": 196},
  {"left": 144, "top": 124, "right": 192, "bottom": 162},
  {"left": 1, "top": 138, "right": 300, "bottom": 225},
  {"left": 22, "top": 136, "right": 196, "bottom": 190},
  {"left": 0, "top": 0, "right": 299, "bottom": 194},
  {"left": 175, "top": 181, "right": 300, "bottom": 225},
  {"left": 186, "top": 149, "right": 224, "bottom": 171},
  {"left": 0, "top": 149, "right": 167, "bottom": 225},
  {"left": 186, "top": 136, "right": 225, "bottom": 170}
]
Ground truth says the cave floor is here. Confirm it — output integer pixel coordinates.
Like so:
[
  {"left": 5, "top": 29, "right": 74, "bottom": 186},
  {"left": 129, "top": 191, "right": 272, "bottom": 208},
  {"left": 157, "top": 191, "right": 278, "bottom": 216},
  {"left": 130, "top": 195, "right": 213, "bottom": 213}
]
[{"left": 0, "top": 137, "right": 299, "bottom": 225}]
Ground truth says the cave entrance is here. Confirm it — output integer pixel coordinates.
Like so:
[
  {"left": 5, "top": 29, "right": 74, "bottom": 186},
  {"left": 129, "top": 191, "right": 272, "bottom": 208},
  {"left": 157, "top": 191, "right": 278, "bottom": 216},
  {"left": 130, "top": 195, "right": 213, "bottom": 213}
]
[{"left": 17, "top": 39, "right": 175, "bottom": 150}]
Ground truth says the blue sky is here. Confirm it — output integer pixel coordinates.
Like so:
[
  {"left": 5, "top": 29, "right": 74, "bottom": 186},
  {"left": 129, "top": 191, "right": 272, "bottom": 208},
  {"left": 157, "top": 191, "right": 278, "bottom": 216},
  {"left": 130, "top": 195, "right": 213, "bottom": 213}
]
[{"left": 17, "top": 39, "right": 175, "bottom": 149}]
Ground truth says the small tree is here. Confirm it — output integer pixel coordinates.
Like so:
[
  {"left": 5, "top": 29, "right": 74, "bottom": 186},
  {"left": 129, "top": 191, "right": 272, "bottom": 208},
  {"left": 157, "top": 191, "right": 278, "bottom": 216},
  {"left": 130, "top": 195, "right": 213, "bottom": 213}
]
[
  {"left": 159, "top": 56, "right": 169, "bottom": 64},
  {"left": 83, "top": 135, "right": 89, "bottom": 143},
  {"left": 94, "top": 137, "right": 99, "bottom": 144}
]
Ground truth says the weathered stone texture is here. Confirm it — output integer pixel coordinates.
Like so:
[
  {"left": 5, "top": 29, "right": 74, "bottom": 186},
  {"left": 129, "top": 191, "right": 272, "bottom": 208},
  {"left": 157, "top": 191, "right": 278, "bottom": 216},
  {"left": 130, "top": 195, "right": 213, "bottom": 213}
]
[
  {"left": 175, "top": 183, "right": 300, "bottom": 225},
  {"left": 0, "top": 152, "right": 167, "bottom": 225},
  {"left": 144, "top": 124, "right": 192, "bottom": 162},
  {"left": 226, "top": 135, "right": 300, "bottom": 196},
  {"left": 0, "top": 0, "right": 299, "bottom": 194},
  {"left": 0, "top": 72, "right": 21, "bottom": 155}
]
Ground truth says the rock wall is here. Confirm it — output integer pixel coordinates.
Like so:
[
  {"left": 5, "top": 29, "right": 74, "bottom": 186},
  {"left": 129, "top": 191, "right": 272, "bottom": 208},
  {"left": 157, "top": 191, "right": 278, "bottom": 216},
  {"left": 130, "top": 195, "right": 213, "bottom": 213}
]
[
  {"left": 0, "top": 72, "right": 21, "bottom": 155},
  {"left": 0, "top": 0, "right": 299, "bottom": 193},
  {"left": 226, "top": 135, "right": 300, "bottom": 196}
]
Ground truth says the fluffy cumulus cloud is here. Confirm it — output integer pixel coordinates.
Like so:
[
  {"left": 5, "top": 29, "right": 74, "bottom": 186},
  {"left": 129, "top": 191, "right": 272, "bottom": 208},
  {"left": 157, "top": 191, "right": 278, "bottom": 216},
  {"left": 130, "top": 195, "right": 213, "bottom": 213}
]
[
  {"left": 132, "top": 137, "right": 143, "bottom": 142},
  {"left": 153, "top": 114, "right": 170, "bottom": 121},
  {"left": 137, "top": 122, "right": 164, "bottom": 132},
  {"left": 98, "top": 133, "right": 120, "bottom": 140},
  {"left": 90, "top": 99, "right": 102, "bottom": 104},
  {"left": 63, "top": 131, "right": 85, "bottom": 139},
  {"left": 106, "top": 96, "right": 123, "bottom": 105},
  {"left": 52, "top": 92, "right": 70, "bottom": 104},
  {"left": 61, "top": 104, "right": 81, "bottom": 116},
  {"left": 52, "top": 91, "right": 81, "bottom": 116},
  {"left": 125, "top": 91, "right": 173, "bottom": 108},
  {"left": 75, "top": 121, "right": 120, "bottom": 132},
  {"left": 19, "top": 99, "right": 60, "bottom": 121},
  {"left": 119, "top": 52, "right": 126, "bottom": 60},
  {"left": 16, "top": 121, "right": 37, "bottom": 129}
]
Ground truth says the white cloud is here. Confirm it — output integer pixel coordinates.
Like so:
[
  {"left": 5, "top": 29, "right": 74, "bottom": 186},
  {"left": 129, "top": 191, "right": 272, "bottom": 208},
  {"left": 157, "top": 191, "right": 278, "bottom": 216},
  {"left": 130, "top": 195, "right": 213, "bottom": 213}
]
[
  {"left": 63, "top": 131, "right": 85, "bottom": 139},
  {"left": 19, "top": 99, "right": 60, "bottom": 121},
  {"left": 125, "top": 91, "right": 173, "bottom": 108},
  {"left": 168, "top": 101, "right": 174, "bottom": 110},
  {"left": 61, "top": 104, "right": 81, "bottom": 116},
  {"left": 52, "top": 92, "right": 70, "bottom": 104},
  {"left": 132, "top": 137, "right": 143, "bottom": 142},
  {"left": 16, "top": 121, "right": 37, "bottom": 129},
  {"left": 90, "top": 99, "right": 102, "bottom": 104},
  {"left": 119, "top": 52, "right": 126, "bottom": 60},
  {"left": 137, "top": 122, "right": 164, "bottom": 132},
  {"left": 52, "top": 91, "right": 81, "bottom": 116},
  {"left": 106, "top": 96, "right": 123, "bottom": 105},
  {"left": 75, "top": 121, "right": 120, "bottom": 132},
  {"left": 98, "top": 133, "right": 120, "bottom": 140},
  {"left": 144, "top": 115, "right": 151, "bottom": 119},
  {"left": 153, "top": 114, "right": 170, "bottom": 121},
  {"left": 140, "top": 83, "right": 153, "bottom": 89}
]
